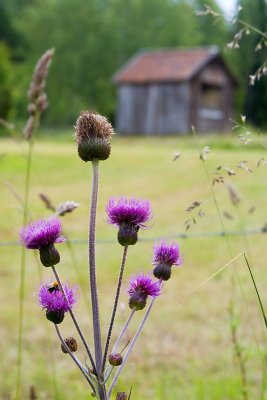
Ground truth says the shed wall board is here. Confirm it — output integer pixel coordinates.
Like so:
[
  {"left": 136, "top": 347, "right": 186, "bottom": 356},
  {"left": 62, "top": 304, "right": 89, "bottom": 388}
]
[{"left": 116, "top": 83, "right": 190, "bottom": 134}]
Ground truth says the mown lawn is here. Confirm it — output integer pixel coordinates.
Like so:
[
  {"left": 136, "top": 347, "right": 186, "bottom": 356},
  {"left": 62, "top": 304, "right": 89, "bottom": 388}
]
[{"left": 1, "top": 132, "right": 267, "bottom": 399}]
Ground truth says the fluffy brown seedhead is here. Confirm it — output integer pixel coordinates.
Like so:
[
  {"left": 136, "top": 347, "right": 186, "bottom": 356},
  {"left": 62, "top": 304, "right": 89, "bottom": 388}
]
[
  {"left": 75, "top": 111, "right": 115, "bottom": 161},
  {"left": 75, "top": 111, "right": 114, "bottom": 142}
]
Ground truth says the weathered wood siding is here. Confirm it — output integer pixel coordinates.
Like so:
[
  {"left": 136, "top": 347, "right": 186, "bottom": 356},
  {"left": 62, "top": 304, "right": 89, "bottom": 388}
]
[
  {"left": 189, "top": 60, "right": 234, "bottom": 133},
  {"left": 116, "top": 82, "right": 190, "bottom": 135}
]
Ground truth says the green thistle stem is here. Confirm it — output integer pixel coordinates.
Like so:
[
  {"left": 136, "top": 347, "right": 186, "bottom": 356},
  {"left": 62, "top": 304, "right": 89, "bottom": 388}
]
[
  {"left": 88, "top": 161, "right": 102, "bottom": 367},
  {"left": 88, "top": 160, "right": 107, "bottom": 399}
]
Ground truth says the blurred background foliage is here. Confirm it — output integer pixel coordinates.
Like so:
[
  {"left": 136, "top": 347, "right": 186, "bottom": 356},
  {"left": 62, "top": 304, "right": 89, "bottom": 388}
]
[{"left": 0, "top": 0, "right": 266, "bottom": 128}]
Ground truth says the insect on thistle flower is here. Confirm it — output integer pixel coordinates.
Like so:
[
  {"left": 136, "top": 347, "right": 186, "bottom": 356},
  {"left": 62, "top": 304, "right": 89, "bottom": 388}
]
[{"left": 38, "top": 281, "right": 77, "bottom": 324}]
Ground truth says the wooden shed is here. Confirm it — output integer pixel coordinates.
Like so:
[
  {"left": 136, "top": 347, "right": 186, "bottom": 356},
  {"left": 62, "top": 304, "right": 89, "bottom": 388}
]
[{"left": 113, "top": 47, "right": 237, "bottom": 135}]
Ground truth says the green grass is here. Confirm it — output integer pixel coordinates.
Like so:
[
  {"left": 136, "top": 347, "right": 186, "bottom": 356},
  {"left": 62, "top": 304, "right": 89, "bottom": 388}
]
[{"left": 1, "top": 132, "right": 267, "bottom": 399}]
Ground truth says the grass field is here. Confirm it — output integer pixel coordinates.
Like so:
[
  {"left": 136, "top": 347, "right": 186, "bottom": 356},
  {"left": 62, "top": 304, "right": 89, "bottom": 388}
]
[{"left": 1, "top": 132, "right": 267, "bottom": 399}]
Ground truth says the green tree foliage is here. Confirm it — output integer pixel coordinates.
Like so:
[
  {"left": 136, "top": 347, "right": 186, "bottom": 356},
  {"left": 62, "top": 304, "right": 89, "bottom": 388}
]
[
  {"left": 235, "top": 0, "right": 267, "bottom": 127},
  {"left": 0, "top": 43, "right": 14, "bottom": 119},
  {"left": 13, "top": 0, "right": 214, "bottom": 124},
  {"left": 0, "top": 0, "right": 21, "bottom": 120},
  {"left": 8, "top": 0, "right": 266, "bottom": 128}
]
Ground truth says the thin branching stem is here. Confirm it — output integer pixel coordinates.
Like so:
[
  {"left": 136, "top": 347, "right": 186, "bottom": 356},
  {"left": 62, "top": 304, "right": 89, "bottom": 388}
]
[
  {"left": 15, "top": 138, "right": 34, "bottom": 400},
  {"left": 54, "top": 324, "right": 95, "bottom": 393},
  {"left": 103, "top": 308, "right": 136, "bottom": 384},
  {"left": 102, "top": 246, "right": 128, "bottom": 371},
  {"left": 51, "top": 266, "right": 97, "bottom": 374},
  {"left": 107, "top": 298, "right": 156, "bottom": 399},
  {"left": 179, "top": 253, "right": 244, "bottom": 304},
  {"left": 111, "top": 308, "right": 136, "bottom": 354},
  {"left": 236, "top": 18, "right": 267, "bottom": 40},
  {"left": 243, "top": 254, "right": 267, "bottom": 329}
]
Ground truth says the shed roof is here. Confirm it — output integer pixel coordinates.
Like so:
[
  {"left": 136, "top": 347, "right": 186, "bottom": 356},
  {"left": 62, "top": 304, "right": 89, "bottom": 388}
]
[{"left": 113, "top": 47, "right": 235, "bottom": 84}]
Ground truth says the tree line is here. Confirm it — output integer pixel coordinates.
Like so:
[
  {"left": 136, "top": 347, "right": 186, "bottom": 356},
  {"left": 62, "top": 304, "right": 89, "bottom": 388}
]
[{"left": 0, "top": 0, "right": 266, "bottom": 128}]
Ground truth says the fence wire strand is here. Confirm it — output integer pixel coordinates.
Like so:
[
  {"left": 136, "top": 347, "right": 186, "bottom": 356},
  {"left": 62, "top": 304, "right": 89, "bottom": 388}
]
[{"left": 1, "top": 227, "right": 266, "bottom": 247}]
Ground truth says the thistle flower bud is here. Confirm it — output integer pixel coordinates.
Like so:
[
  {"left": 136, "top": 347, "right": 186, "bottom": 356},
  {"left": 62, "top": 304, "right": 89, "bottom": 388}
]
[
  {"left": 46, "top": 309, "right": 65, "bottom": 324},
  {"left": 153, "top": 263, "right": 172, "bottom": 281},
  {"left": 118, "top": 223, "right": 138, "bottom": 246},
  {"left": 39, "top": 244, "right": 60, "bottom": 267},
  {"left": 108, "top": 353, "right": 123, "bottom": 366},
  {"left": 116, "top": 393, "right": 128, "bottom": 400},
  {"left": 75, "top": 111, "right": 114, "bottom": 162},
  {"left": 129, "top": 292, "right": 147, "bottom": 311},
  {"left": 61, "top": 337, "right": 78, "bottom": 353}
]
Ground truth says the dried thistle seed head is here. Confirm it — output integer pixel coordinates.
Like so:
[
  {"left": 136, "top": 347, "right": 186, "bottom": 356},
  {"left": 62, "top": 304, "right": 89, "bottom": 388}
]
[
  {"left": 75, "top": 111, "right": 115, "bottom": 161},
  {"left": 108, "top": 353, "right": 123, "bottom": 366},
  {"left": 75, "top": 111, "right": 114, "bottom": 140},
  {"left": 61, "top": 337, "right": 78, "bottom": 353},
  {"left": 116, "top": 393, "right": 128, "bottom": 400}
]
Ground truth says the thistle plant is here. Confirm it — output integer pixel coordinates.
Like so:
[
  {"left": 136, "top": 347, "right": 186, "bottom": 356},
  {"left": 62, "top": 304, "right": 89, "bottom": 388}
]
[{"left": 20, "top": 111, "right": 182, "bottom": 399}]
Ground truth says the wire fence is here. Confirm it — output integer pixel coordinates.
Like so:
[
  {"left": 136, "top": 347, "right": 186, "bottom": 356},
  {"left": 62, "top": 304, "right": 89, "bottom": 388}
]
[{"left": 1, "top": 227, "right": 266, "bottom": 247}]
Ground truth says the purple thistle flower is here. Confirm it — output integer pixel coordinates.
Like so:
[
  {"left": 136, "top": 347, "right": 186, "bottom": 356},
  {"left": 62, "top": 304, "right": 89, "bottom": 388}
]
[
  {"left": 20, "top": 217, "right": 65, "bottom": 250},
  {"left": 106, "top": 197, "right": 151, "bottom": 228},
  {"left": 127, "top": 273, "right": 160, "bottom": 310},
  {"left": 106, "top": 197, "right": 151, "bottom": 246},
  {"left": 152, "top": 241, "right": 182, "bottom": 281},
  {"left": 20, "top": 217, "right": 65, "bottom": 267},
  {"left": 38, "top": 281, "right": 77, "bottom": 324},
  {"left": 153, "top": 241, "right": 182, "bottom": 267}
]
